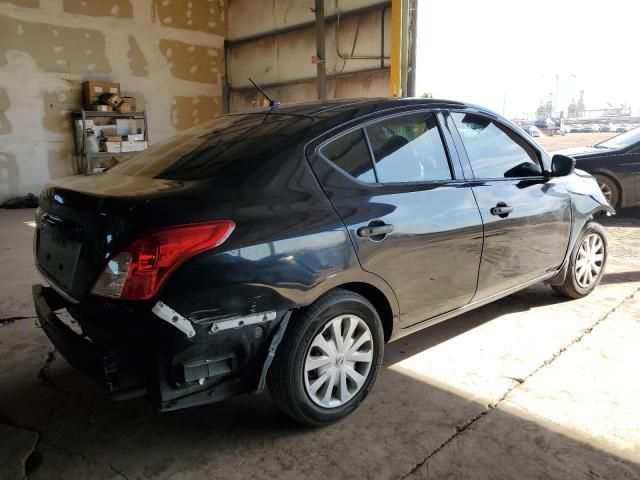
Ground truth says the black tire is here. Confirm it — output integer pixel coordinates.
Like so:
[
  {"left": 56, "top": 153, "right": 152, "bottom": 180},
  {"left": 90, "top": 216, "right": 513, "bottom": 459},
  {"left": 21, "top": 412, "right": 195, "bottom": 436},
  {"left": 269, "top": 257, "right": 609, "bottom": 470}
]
[
  {"left": 267, "top": 289, "right": 384, "bottom": 426},
  {"left": 552, "top": 222, "right": 608, "bottom": 299},
  {"left": 594, "top": 174, "right": 620, "bottom": 208}
]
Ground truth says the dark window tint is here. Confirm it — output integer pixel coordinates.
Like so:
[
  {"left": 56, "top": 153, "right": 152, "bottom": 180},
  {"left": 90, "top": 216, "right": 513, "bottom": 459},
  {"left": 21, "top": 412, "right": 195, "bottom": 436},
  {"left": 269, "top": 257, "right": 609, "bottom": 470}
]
[
  {"left": 451, "top": 112, "right": 542, "bottom": 178},
  {"left": 108, "top": 113, "right": 313, "bottom": 180},
  {"left": 365, "top": 113, "right": 452, "bottom": 183},
  {"left": 320, "top": 129, "right": 376, "bottom": 183}
]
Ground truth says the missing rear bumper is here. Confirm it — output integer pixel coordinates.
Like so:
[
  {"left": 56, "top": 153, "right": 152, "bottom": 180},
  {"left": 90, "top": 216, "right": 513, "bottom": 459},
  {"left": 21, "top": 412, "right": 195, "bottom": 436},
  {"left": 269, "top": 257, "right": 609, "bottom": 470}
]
[{"left": 32, "top": 284, "right": 135, "bottom": 392}]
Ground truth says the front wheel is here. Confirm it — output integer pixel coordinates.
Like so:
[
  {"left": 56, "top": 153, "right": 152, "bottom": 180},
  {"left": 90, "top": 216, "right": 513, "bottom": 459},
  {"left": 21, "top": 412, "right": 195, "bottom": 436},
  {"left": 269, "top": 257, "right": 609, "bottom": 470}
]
[
  {"left": 268, "top": 289, "right": 384, "bottom": 426},
  {"left": 594, "top": 174, "right": 620, "bottom": 208},
  {"left": 552, "top": 222, "right": 607, "bottom": 299}
]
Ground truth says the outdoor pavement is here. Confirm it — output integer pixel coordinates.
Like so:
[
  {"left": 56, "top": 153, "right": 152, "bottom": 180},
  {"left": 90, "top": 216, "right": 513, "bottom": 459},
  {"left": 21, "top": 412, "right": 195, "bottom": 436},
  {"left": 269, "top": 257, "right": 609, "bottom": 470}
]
[{"left": 1, "top": 208, "right": 639, "bottom": 480}]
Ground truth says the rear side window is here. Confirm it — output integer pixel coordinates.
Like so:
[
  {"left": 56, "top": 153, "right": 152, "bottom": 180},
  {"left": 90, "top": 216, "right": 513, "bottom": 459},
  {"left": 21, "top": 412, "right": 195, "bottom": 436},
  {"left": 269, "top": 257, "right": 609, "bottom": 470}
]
[
  {"left": 365, "top": 113, "right": 452, "bottom": 182},
  {"left": 319, "top": 129, "right": 376, "bottom": 183},
  {"left": 451, "top": 112, "right": 542, "bottom": 178}
]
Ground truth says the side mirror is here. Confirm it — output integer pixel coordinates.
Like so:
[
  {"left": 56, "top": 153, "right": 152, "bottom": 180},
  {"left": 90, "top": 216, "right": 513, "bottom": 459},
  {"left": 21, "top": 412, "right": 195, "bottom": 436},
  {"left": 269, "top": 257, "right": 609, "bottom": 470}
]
[{"left": 549, "top": 154, "right": 575, "bottom": 177}]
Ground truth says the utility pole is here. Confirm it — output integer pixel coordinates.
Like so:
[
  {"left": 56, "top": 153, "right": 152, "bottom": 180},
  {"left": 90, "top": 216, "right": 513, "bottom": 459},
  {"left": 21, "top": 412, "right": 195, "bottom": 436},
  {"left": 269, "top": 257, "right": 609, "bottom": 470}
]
[{"left": 315, "top": 0, "right": 327, "bottom": 101}]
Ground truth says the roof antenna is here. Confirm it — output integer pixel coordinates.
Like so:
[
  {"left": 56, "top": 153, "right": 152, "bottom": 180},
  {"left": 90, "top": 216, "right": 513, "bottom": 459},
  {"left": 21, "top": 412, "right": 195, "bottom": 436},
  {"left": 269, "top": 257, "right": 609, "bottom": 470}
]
[{"left": 249, "top": 77, "right": 280, "bottom": 107}]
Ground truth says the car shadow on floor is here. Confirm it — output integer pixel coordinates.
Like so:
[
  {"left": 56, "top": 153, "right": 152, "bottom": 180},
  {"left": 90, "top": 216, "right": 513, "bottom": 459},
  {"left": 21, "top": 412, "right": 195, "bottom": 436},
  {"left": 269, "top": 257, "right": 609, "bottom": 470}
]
[
  {"left": 8, "top": 284, "right": 637, "bottom": 479},
  {"left": 601, "top": 270, "right": 640, "bottom": 285}
]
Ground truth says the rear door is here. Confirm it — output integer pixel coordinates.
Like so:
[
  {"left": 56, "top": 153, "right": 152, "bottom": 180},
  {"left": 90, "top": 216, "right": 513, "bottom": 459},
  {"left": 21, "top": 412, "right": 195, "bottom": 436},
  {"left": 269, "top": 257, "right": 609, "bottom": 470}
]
[
  {"left": 307, "top": 109, "right": 484, "bottom": 328},
  {"left": 446, "top": 110, "right": 572, "bottom": 299}
]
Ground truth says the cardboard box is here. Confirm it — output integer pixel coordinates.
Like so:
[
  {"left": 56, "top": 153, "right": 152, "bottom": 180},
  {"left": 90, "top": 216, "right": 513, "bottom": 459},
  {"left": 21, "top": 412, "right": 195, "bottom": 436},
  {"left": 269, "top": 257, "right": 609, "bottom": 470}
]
[
  {"left": 105, "top": 135, "right": 123, "bottom": 142},
  {"left": 127, "top": 133, "right": 144, "bottom": 141},
  {"left": 121, "top": 140, "right": 148, "bottom": 152},
  {"left": 116, "top": 102, "right": 132, "bottom": 114},
  {"left": 93, "top": 105, "right": 113, "bottom": 112},
  {"left": 82, "top": 81, "right": 120, "bottom": 110},
  {"left": 105, "top": 142, "right": 122, "bottom": 153},
  {"left": 101, "top": 156, "right": 120, "bottom": 169},
  {"left": 116, "top": 119, "right": 138, "bottom": 136},
  {"left": 133, "top": 141, "right": 148, "bottom": 151},
  {"left": 122, "top": 97, "right": 136, "bottom": 110},
  {"left": 100, "top": 93, "right": 123, "bottom": 108}
]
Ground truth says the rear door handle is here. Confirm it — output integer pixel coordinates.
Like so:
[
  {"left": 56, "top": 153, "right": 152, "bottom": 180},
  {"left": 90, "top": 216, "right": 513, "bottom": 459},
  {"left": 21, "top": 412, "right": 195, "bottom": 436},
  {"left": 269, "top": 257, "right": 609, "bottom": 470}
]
[
  {"left": 490, "top": 204, "right": 513, "bottom": 218},
  {"left": 357, "top": 224, "right": 394, "bottom": 239}
]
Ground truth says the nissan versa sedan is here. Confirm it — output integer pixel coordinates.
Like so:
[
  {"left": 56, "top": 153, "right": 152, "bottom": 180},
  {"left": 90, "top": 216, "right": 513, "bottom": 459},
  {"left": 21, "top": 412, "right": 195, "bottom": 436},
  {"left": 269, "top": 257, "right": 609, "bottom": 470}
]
[
  {"left": 555, "top": 126, "right": 640, "bottom": 208},
  {"left": 33, "top": 98, "right": 613, "bottom": 426}
]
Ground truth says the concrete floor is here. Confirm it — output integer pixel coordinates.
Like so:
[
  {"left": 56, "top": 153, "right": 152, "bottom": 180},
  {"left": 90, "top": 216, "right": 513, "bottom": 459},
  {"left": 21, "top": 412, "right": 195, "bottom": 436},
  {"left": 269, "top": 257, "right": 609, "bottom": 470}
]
[{"left": 1, "top": 208, "right": 639, "bottom": 480}]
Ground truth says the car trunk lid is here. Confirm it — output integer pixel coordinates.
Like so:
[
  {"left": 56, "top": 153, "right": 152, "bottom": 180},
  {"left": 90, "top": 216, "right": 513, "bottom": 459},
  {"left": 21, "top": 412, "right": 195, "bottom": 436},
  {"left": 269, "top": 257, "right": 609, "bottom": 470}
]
[{"left": 35, "top": 173, "right": 193, "bottom": 301}]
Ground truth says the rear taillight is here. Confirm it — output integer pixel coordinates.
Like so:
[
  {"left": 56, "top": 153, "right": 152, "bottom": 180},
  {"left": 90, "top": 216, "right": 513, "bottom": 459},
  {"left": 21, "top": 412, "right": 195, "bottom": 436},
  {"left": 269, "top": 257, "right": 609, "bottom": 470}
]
[{"left": 91, "top": 221, "right": 235, "bottom": 300}]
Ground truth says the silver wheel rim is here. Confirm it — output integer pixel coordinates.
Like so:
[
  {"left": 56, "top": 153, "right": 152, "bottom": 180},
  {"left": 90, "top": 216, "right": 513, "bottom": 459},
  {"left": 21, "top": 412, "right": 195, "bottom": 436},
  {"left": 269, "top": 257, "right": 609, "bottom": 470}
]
[
  {"left": 598, "top": 180, "right": 613, "bottom": 204},
  {"left": 304, "top": 315, "right": 374, "bottom": 408},
  {"left": 575, "top": 233, "right": 605, "bottom": 289}
]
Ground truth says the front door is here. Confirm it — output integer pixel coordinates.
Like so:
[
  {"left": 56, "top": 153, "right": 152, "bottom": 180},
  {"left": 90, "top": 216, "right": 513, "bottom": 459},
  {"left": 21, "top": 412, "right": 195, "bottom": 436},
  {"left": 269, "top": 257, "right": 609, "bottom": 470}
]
[
  {"left": 308, "top": 110, "right": 484, "bottom": 328},
  {"left": 447, "top": 111, "right": 572, "bottom": 299}
]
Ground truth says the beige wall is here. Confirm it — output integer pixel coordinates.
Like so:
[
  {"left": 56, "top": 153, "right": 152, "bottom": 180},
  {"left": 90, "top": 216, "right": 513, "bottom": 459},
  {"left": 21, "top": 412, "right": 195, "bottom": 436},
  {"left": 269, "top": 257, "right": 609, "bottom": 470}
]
[
  {"left": 226, "top": 0, "right": 390, "bottom": 111},
  {"left": 0, "top": 0, "right": 226, "bottom": 202}
]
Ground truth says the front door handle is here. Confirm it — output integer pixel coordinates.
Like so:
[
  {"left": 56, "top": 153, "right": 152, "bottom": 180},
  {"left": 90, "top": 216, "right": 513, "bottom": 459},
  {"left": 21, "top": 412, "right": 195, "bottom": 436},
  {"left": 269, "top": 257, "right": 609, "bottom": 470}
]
[
  {"left": 357, "top": 223, "right": 394, "bottom": 239},
  {"left": 490, "top": 203, "right": 513, "bottom": 218}
]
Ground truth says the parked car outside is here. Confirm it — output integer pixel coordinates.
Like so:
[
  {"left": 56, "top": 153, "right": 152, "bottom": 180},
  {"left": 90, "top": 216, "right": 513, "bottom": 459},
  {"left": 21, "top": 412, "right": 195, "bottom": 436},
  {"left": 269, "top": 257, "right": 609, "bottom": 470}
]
[
  {"left": 534, "top": 117, "right": 556, "bottom": 128},
  {"left": 554, "top": 126, "right": 640, "bottom": 208},
  {"left": 521, "top": 124, "right": 542, "bottom": 137},
  {"left": 33, "top": 98, "right": 613, "bottom": 426},
  {"left": 581, "top": 124, "right": 600, "bottom": 133},
  {"left": 599, "top": 123, "right": 617, "bottom": 133}
]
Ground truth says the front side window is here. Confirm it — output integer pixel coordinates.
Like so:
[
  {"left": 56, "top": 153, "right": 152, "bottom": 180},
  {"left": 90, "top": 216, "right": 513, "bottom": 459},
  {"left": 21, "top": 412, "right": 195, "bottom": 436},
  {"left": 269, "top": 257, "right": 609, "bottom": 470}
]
[
  {"left": 319, "top": 129, "right": 376, "bottom": 183},
  {"left": 451, "top": 112, "right": 542, "bottom": 178},
  {"left": 365, "top": 113, "right": 452, "bottom": 183}
]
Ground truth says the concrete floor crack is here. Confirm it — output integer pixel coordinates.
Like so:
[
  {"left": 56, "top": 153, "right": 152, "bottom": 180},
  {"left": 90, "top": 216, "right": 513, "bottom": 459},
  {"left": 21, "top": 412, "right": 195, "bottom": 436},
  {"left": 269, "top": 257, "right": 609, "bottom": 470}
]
[
  {"left": 0, "top": 315, "right": 36, "bottom": 326},
  {"left": 398, "top": 286, "right": 640, "bottom": 480},
  {"left": 44, "top": 442, "right": 130, "bottom": 480},
  {"left": 36, "top": 348, "right": 69, "bottom": 397},
  {"left": 0, "top": 418, "right": 43, "bottom": 480}
]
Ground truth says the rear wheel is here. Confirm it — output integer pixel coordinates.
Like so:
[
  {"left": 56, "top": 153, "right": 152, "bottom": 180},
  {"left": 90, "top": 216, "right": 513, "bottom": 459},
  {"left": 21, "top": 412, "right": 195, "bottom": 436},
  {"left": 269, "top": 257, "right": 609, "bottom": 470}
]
[
  {"left": 552, "top": 222, "right": 607, "bottom": 299},
  {"left": 594, "top": 174, "right": 620, "bottom": 208},
  {"left": 268, "top": 289, "right": 384, "bottom": 426}
]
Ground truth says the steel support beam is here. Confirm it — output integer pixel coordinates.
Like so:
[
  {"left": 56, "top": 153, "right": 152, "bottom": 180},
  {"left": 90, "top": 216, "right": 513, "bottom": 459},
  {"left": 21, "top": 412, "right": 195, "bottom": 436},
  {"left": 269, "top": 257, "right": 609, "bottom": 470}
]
[
  {"left": 389, "top": 0, "right": 403, "bottom": 97},
  {"left": 315, "top": 0, "right": 327, "bottom": 101},
  {"left": 225, "top": 2, "right": 391, "bottom": 47},
  {"left": 229, "top": 67, "right": 390, "bottom": 93}
]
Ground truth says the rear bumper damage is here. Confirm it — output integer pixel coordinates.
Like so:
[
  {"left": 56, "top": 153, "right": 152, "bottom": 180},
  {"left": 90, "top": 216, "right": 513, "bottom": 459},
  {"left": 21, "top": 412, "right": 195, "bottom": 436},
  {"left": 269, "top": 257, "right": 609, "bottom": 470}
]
[{"left": 33, "top": 284, "right": 289, "bottom": 411}]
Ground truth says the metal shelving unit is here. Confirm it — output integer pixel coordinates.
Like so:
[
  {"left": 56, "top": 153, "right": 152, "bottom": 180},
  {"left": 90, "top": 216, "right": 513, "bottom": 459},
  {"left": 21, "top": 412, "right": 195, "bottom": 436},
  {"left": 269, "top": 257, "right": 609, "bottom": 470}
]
[{"left": 72, "top": 110, "right": 149, "bottom": 174}]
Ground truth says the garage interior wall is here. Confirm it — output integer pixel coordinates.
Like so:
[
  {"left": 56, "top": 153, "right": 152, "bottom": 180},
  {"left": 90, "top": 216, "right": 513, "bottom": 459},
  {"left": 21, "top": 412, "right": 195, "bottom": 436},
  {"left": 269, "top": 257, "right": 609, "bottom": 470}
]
[
  {"left": 0, "top": 0, "right": 226, "bottom": 202},
  {"left": 226, "top": 0, "right": 391, "bottom": 111}
]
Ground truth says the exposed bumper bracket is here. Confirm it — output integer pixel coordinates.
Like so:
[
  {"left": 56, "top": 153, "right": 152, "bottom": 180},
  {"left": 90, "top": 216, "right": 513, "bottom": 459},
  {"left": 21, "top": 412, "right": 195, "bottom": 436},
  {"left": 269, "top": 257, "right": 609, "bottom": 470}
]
[
  {"left": 256, "top": 310, "right": 292, "bottom": 394},
  {"left": 210, "top": 310, "right": 277, "bottom": 333},
  {"left": 152, "top": 301, "right": 196, "bottom": 338}
]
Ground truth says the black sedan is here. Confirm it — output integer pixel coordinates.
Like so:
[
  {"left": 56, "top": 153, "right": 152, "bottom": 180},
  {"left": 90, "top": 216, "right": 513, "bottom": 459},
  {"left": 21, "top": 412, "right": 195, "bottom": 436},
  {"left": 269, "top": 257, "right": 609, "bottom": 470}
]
[
  {"left": 555, "top": 127, "right": 640, "bottom": 208},
  {"left": 33, "top": 98, "right": 612, "bottom": 426}
]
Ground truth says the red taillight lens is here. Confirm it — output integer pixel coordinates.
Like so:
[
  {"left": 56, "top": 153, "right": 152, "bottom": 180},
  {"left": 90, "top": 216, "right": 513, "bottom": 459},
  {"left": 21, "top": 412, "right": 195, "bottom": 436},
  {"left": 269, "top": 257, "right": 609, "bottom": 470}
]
[{"left": 91, "top": 221, "right": 235, "bottom": 300}]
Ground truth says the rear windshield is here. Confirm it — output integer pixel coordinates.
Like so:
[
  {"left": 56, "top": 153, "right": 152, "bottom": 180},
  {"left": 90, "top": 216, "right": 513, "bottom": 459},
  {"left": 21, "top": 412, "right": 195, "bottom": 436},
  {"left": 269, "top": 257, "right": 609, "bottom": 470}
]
[{"left": 108, "top": 113, "right": 312, "bottom": 180}]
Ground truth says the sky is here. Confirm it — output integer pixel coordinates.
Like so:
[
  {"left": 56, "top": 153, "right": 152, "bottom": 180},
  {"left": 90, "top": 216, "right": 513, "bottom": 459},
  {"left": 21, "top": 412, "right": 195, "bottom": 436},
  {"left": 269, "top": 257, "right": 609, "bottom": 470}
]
[{"left": 415, "top": 0, "right": 640, "bottom": 119}]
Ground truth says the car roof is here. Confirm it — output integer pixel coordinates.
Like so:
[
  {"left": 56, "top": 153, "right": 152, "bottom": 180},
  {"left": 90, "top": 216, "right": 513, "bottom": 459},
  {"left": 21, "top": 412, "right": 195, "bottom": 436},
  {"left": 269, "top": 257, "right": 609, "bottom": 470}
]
[{"left": 237, "top": 97, "right": 469, "bottom": 118}]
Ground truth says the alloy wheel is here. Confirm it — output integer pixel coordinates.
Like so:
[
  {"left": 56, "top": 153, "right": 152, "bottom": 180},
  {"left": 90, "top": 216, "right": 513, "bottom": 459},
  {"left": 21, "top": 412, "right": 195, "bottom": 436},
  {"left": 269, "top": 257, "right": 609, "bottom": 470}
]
[
  {"left": 598, "top": 180, "right": 613, "bottom": 204},
  {"left": 575, "top": 233, "right": 605, "bottom": 288},
  {"left": 304, "top": 315, "right": 373, "bottom": 408}
]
